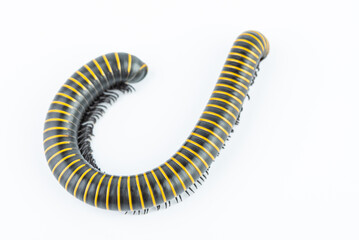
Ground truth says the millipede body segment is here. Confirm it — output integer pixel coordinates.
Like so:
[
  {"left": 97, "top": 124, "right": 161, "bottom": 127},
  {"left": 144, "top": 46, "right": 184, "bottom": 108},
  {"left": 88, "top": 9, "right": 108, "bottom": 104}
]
[{"left": 43, "top": 30, "right": 269, "bottom": 213}]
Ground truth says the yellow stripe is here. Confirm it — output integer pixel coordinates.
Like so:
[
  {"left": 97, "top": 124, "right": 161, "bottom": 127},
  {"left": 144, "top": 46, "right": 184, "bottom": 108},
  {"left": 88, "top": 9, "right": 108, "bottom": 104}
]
[
  {"left": 51, "top": 153, "right": 76, "bottom": 173},
  {"left": 47, "top": 148, "right": 72, "bottom": 164},
  {"left": 203, "top": 111, "right": 233, "bottom": 128},
  {"left": 151, "top": 170, "right": 167, "bottom": 202},
  {"left": 44, "top": 141, "right": 70, "bottom": 154},
  {"left": 56, "top": 93, "right": 77, "bottom": 102},
  {"left": 84, "top": 172, "right": 99, "bottom": 203},
  {"left": 221, "top": 71, "right": 251, "bottom": 84},
  {"left": 143, "top": 173, "right": 156, "bottom": 206},
  {"left": 103, "top": 55, "right": 113, "bottom": 73},
  {"left": 206, "top": 104, "right": 236, "bottom": 120},
  {"left": 158, "top": 166, "right": 177, "bottom": 196},
  {"left": 74, "top": 168, "right": 92, "bottom": 197},
  {"left": 216, "top": 83, "right": 246, "bottom": 97},
  {"left": 187, "top": 139, "right": 216, "bottom": 160},
  {"left": 229, "top": 52, "right": 257, "bottom": 64},
  {"left": 182, "top": 145, "right": 209, "bottom": 167},
  {"left": 139, "top": 64, "right": 147, "bottom": 70},
  {"left": 191, "top": 132, "right": 220, "bottom": 152},
  {"left": 253, "top": 31, "right": 269, "bottom": 54},
  {"left": 115, "top": 53, "right": 121, "bottom": 74},
  {"left": 226, "top": 58, "right": 255, "bottom": 70},
  {"left": 69, "top": 77, "right": 86, "bottom": 90},
  {"left": 65, "top": 164, "right": 86, "bottom": 190},
  {"left": 223, "top": 64, "right": 252, "bottom": 76},
  {"left": 195, "top": 125, "right": 225, "bottom": 144},
  {"left": 165, "top": 162, "right": 186, "bottom": 190},
  {"left": 264, "top": 36, "right": 270, "bottom": 54},
  {"left": 212, "top": 91, "right": 242, "bottom": 105},
  {"left": 93, "top": 59, "right": 105, "bottom": 76},
  {"left": 51, "top": 101, "right": 73, "bottom": 109},
  {"left": 253, "top": 31, "right": 267, "bottom": 49},
  {"left": 63, "top": 84, "right": 83, "bottom": 97},
  {"left": 171, "top": 157, "right": 195, "bottom": 183},
  {"left": 127, "top": 176, "right": 133, "bottom": 211},
  {"left": 57, "top": 159, "right": 80, "bottom": 182},
  {"left": 241, "top": 33, "right": 264, "bottom": 52},
  {"left": 235, "top": 39, "right": 262, "bottom": 55},
  {"left": 117, "top": 176, "right": 122, "bottom": 211},
  {"left": 45, "top": 118, "right": 69, "bottom": 123},
  {"left": 218, "top": 77, "right": 248, "bottom": 90},
  {"left": 76, "top": 71, "right": 93, "bottom": 86},
  {"left": 106, "top": 176, "right": 114, "bottom": 210},
  {"left": 84, "top": 65, "right": 98, "bottom": 80},
  {"left": 199, "top": 118, "right": 229, "bottom": 135},
  {"left": 231, "top": 46, "right": 259, "bottom": 59},
  {"left": 184, "top": 141, "right": 213, "bottom": 164},
  {"left": 43, "top": 126, "right": 68, "bottom": 133},
  {"left": 127, "top": 54, "right": 132, "bottom": 77},
  {"left": 209, "top": 97, "right": 239, "bottom": 112},
  {"left": 265, "top": 40, "right": 270, "bottom": 54},
  {"left": 176, "top": 152, "right": 202, "bottom": 176},
  {"left": 48, "top": 109, "right": 71, "bottom": 116},
  {"left": 43, "top": 134, "right": 69, "bottom": 144},
  {"left": 94, "top": 174, "right": 106, "bottom": 207},
  {"left": 136, "top": 175, "right": 145, "bottom": 209}
]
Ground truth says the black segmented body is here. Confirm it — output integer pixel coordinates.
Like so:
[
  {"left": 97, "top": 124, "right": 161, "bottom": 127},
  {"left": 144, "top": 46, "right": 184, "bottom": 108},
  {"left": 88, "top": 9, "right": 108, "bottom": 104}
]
[{"left": 43, "top": 30, "right": 269, "bottom": 212}]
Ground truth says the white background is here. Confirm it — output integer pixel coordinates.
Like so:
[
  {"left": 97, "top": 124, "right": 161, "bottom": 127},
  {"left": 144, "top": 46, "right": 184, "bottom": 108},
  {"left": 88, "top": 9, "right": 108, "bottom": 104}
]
[{"left": 1, "top": 0, "right": 358, "bottom": 239}]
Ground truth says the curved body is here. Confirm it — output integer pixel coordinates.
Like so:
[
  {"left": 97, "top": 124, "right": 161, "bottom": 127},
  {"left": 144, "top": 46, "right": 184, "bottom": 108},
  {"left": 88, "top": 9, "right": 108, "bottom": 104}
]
[{"left": 43, "top": 30, "right": 269, "bottom": 212}]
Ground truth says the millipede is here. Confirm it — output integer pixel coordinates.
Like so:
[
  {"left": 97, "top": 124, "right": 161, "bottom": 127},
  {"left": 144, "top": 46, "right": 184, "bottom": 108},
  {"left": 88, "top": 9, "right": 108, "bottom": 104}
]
[{"left": 43, "top": 30, "right": 269, "bottom": 214}]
